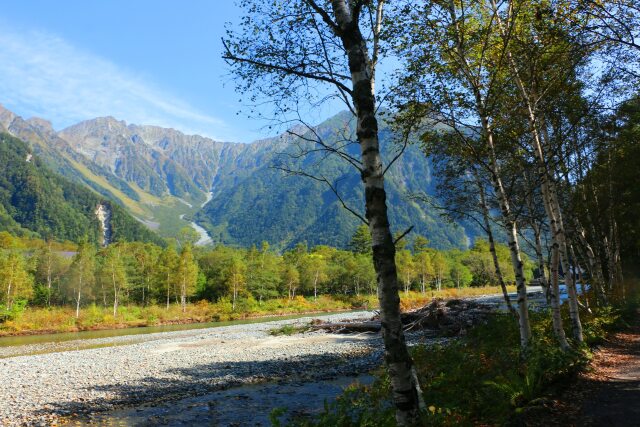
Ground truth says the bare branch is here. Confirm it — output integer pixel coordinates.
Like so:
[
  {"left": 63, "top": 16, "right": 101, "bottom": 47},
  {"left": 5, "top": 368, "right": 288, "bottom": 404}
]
[
  {"left": 306, "top": 0, "right": 341, "bottom": 35},
  {"left": 393, "top": 226, "right": 414, "bottom": 245},
  {"left": 273, "top": 167, "right": 369, "bottom": 224},
  {"left": 222, "top": 39, "right": 354, "bottom": 95}
]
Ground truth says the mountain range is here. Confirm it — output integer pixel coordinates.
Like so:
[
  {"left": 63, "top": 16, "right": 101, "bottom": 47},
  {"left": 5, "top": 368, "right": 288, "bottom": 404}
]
[
  {"left": 0, "top": 132, "right": 161, "bottom": 245},
  {"left": 0, "top": 104, "right": 474, "bottom": 250}
]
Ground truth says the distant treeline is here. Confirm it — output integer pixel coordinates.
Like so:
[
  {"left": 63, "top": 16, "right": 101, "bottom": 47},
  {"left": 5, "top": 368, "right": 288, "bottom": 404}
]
[{"left": 0, "top": 226, "right": 532, "bottom": 319}]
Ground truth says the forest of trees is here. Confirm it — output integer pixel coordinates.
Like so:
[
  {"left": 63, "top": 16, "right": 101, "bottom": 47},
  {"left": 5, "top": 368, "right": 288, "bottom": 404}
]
[
  {"left": 0, "top": 0, "right": 638, "bottom": 423},
  {"left": 0, "top": 132, "right": 163, "bottom": 246},
  {"left": 0, "top": 226, "right": 530, "bottom": 319},
  {"left": 221, "top": 0, "right": 640, "bottom": 422}
]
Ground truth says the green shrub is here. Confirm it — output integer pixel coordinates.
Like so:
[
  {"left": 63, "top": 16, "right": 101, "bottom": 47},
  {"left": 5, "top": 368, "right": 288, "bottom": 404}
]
[
  {"left": 269, "top": 324, "right": 310, "bottom": 336},
  {"left": 76, "top": 303, "right": 103, "bottom": 329},
  {"left": 0, "top": 299, "right": 28, "bottom": 322},
  {"left": 304, "top": 303, "right": 629, "bottom": 426}
]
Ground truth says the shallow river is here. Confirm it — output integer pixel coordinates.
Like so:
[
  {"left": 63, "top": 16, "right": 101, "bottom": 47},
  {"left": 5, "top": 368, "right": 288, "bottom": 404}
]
[
  {"left": 0, "top": 311, "right": 359, "bottom": 358},
  {"left": 85, "top": 374, "right": 375, "bottom": 426}
]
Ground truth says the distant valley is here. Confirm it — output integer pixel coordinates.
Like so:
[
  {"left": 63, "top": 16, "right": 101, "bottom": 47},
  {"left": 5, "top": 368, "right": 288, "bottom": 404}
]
[{"left": 0, "top": 105, "right": 473, "bottom": 249}]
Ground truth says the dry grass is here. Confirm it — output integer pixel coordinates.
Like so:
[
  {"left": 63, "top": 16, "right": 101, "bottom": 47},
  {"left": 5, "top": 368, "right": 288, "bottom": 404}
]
[{"left": 0, "top": 286, "right": 512, "bottom": 336}]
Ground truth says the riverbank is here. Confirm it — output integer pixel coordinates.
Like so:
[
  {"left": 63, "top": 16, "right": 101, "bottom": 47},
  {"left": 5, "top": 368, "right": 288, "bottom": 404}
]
[
  {"left": 0, "top": 287, "right": 520, "bottom": 426},
  {"left": 0, "top": 286, "right": 513, "bottom": 337},
  {"left": 0, "top": 311, "right": 384, "bottom": 426}
]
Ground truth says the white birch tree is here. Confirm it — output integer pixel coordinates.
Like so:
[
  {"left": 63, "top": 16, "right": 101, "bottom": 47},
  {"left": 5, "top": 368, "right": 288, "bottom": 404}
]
[{"left": 223, "top": 0, "right": 423, "bottom": 421}]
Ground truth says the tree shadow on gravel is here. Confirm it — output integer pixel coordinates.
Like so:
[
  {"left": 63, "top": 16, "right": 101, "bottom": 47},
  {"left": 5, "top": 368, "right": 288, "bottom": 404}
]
[{"left": 31, "top": 347, "right": 382, "bottom": 419}]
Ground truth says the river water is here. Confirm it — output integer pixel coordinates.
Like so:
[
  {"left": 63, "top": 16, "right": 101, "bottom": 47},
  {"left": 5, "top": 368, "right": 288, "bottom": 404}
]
[
  {"left": 85, "top": 374, "right": 375, "bottom": 426},
  {"left": 191, "top": 191, "right": 213, "bottom": 245},
  {"left": 178, "top": 196, "right": 214, "bottom": 246},
  {"left": 192, "top": 220, "right": 213, "bottom": 246},
  {"left": 0, "top": 311, "right": 359, "bottom": 358}
]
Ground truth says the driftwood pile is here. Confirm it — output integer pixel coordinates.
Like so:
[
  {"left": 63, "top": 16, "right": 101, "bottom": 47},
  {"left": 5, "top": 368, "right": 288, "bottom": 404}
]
[{"left": 311, "top": 298, "right": 495, "bottom": 337}]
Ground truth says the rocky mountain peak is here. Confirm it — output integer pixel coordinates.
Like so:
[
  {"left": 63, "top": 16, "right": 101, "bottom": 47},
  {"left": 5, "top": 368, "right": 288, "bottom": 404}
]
[
  {"left": 60, "top": 116, "right": 128, "bottom": 139},
  {"left": 0, "top": 104, "right": 17, "bottom": 130},
  {"left": 25, "top": 117, "right": 54, "bottom": 134}
]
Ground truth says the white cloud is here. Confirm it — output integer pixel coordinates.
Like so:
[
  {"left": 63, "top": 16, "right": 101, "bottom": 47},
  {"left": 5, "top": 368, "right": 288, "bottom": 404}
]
[{"left": 0, "top": 26, "right": 228, "bottom": 139}]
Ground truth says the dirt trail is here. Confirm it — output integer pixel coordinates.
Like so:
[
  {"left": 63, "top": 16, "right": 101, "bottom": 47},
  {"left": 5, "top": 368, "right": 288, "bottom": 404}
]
[{"left": 521, "top": 313, "right": 640, "bottom": 426}]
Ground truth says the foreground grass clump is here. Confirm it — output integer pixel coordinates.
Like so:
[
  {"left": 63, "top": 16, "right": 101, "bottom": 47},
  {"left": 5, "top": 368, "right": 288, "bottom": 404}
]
[
  {"left": 0, "top": 286, "right": 511, "bottom": 336},
  {"left": 269, "top": 324, "right": 312, "bottom": 336},
  {"left": 296, "top": 301, "right": 631, "bottom": 426}
]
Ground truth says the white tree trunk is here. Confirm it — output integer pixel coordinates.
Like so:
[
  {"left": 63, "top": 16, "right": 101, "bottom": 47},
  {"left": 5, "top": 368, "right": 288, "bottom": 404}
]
[
  {"left": 548, "top": 178, "right": 583, "bottom": 343},
  {"left": 549, "top": 243, "right": 570, "bottom": 350},
  {"left": 166, "top": 272, "right": 171, "bottom": 310},
  {"left": 112, "top": 271, "right": 118, "bottom": 317},
  {"left": 232, "top": 280, "right": 237, "bottom": 311},
  {"left": 76, "top": 282, "right": 82, "bottom": 318},
  {"left": 313, "top": 271, "right": 319, "bottom": 301},
  {"left": 181, "top": 277, "right": 187, "bottom": 313},
  {"left": 330, "top": 1, "right": 420, "bottom": 422},
  {"left": 476, "top": 171, "right": 517, "bottom": 316},
  {"left": 483, "top": 125, "right": 531, "bottom": 348},
  {"left": 46, "top": 246, "right": 52, "bottom": 307},
  {"left": 490, "top": 0, "right": 582, "bottom": 344}
]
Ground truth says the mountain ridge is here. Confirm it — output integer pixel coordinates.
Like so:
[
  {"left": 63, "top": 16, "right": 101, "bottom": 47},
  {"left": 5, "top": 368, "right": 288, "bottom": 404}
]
[
  {"left": 0, "top": 104, "right": 475, "bottom": 250},
  {"left": 0, "top": 131, "right": 162, "bottom": 245}
]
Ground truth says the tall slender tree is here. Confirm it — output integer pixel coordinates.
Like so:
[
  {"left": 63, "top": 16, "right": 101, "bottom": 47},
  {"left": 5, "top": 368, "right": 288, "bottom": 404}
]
[
  {"left": 225, "top": 256, "right": 247, "bottom": 311},
  {"left": 67, "top": 242, "right": 96, "bottom": 318},
  {"left": 157, "top": 245, "right": 179, "bottom": 310},
  {"left": 223, "top": 1, "right": 422, "bottom": 421},
  {"left": 389, "top": 0, "right": 533, "bottom": 348},
  {"left": 100, "top": 244, "right": 128, "bottom": 317},
  {"left": 177, "top": 244, "right": 198, "bottom": 313},
  {"left": 0, "top": 251, "right": 33, "bottom": 310},
  {"left": 490, "top": 0, "right": 584, "bottom": 343}
]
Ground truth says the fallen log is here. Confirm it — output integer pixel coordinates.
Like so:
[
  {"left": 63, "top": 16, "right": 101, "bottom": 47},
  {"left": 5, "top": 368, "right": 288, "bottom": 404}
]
[
  {"left": 309, "top": 298, "right": 495, "bottom": 336},
  {"left": 310, "top": 321, "right": 381, "bottom": 333}
]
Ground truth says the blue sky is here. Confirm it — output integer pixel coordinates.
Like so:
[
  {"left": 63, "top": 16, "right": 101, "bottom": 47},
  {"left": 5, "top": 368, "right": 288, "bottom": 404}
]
[{"left": 0, "top": 0, "right": 321, "bottom": 142}]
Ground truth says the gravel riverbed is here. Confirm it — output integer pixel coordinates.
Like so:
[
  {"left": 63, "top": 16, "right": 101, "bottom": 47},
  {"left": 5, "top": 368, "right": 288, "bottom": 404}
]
[
  {"left": 0, "top": 311, "right": 395, "bottom": 426},
  {"left": 1, "top": 289, "right": 551, "bottom": 426}
]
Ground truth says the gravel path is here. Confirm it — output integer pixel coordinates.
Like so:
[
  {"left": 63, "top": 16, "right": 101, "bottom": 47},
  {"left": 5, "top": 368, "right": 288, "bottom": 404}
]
[
  {"left": 517, "top": 310, "right": 640, "bottom": 426},
  {"left": 0, "top": 311, "right": 385, "bottom": 426}
]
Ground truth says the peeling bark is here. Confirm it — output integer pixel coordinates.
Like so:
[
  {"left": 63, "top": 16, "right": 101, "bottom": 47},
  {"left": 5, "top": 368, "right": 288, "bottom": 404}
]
[
  {"left": 330, "top": 1, "right": 420, "bottom": 422},
  {"left": 549, "top": 243, "right": 570, "bottom": 349}
]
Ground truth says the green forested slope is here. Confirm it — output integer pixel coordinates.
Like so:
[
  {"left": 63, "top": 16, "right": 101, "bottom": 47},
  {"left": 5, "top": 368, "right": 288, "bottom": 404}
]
[
  {"left": 0, "top": 133, "right": 162, "bottom": 245},
  {"left": 196, "top": 114, "right": 472, "bottom": 250}
]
